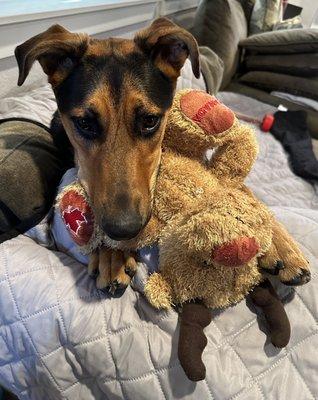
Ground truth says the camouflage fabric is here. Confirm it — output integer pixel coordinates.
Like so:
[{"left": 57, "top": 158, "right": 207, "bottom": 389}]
[
  {"left": 274, "top": 15, "right": 303, "bottom": 30},
  {"left": 249, "top": 0, "right": 282, "bottom": 34},
  {"left": 264, "top": 0, "right": 282, "bottom": 31}
]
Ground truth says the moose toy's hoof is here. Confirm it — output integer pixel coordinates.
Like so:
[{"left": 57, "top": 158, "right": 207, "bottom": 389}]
[{"left": 283, "top": 269, "right": 311, "bottom": 286}]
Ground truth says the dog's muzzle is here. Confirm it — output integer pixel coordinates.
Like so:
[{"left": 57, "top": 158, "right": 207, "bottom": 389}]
[{"left": 101, "top": 213, "right": 144, "bottom": 241}]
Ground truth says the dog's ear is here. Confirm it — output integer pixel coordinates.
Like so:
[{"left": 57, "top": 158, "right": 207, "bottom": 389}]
[
  {"left": 134, "top": 18, "right": 200, "bottom": 80},
  {"left": 15, "top": 24, "right": 89, "bottom": 87}
]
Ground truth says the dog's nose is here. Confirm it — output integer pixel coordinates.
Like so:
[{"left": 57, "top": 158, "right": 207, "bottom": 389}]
[{"left": 101, "top": 214, "right": 143, "bottom": 241}]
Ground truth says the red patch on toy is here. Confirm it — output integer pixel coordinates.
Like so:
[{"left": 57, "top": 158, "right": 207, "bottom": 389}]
[
  {"left": 60, "top": 190, "right": 94, "bottom": 246},
  {"left": 180, "top": 91, "right": 235, "bottom": 135},
  {"left": 211, "top": 237, "right": 260, "bottom": 266}
]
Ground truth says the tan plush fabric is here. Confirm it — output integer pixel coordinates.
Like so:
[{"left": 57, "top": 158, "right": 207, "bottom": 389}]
[
  {"left": 59, "top": 90, "right": 309, "bottom": 310},
  {"left": 144, "top": 90, "right": 309, "bottom": 308}
]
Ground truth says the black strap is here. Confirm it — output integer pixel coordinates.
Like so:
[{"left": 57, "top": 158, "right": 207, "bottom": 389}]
[{"left": 0, "top": 117, "right": 51, "bottom": 134}]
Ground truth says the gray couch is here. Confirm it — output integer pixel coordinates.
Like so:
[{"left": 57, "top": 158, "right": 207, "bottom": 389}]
[{"left": 191, "top": 0, "right": 318, "bottom": 137}]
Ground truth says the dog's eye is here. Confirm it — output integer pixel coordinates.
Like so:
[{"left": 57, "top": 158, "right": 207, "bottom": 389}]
[
  {"left": 72, "top": 117, "right": 100, "bottom": 140},
  {"left": 139, "top": 115, "right": 161, "bottom": 136}
]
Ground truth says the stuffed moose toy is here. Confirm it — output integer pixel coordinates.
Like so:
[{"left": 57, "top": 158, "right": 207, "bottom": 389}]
[{"left": 58, "top": 89, "right": 311, "bottom": 381}]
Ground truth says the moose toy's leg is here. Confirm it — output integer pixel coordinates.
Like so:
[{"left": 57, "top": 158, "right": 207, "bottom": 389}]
[
  {"left": 271, "top": 222, "right": 311, "bottom": 286},
  {"left": 250, "top": 279, "right": 291, "bottom": 348},
  {"left": 259, "top": 222, "right": 311, "bottom": 286},
  {"left": 178, "top": 301, "right": 212, "bottom": 381}
]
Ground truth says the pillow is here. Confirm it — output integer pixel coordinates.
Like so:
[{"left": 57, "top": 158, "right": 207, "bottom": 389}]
[
  {"left": 0, "top": 119, "right": 65, "bottom": 243},
  {"left": 191, "top": 0, "right": 248, "bottom": 89},
  {"left": 240, "top": 28, "right": 318, "bottom": 54},
  {"left": 238, "top": 71, "right": 318, "bottom": 101},
  {"left": 245, "top": 53, "right": 318, "bottom": 77}
]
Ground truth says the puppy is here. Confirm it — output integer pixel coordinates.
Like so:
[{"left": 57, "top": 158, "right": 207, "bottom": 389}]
[{"left": 15, "top": 18, "right": 200, "bottom": 291}]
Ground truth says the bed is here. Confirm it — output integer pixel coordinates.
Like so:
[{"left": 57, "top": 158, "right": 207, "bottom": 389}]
[{"left": 0, "top": 66, "right": 317, "bottom": 400}]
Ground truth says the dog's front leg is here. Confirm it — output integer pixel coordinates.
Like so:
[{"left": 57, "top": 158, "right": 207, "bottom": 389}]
[{"left": 88, "top": 248, "right": 137, "bottom": 293}]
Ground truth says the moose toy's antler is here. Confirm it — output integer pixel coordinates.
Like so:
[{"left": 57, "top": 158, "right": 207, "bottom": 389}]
[{"left": 178, "top": 301, "right": 212, "bottom": 381}]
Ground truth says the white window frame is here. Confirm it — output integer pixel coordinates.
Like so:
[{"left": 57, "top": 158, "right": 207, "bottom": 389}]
[{"left": 0, "top": 0, "right": 199, "bottom": 61}]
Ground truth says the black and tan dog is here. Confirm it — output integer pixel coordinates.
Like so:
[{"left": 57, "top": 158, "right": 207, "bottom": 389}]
[{"left": 15, "top": 18, "right": 200, "bottom": 291}]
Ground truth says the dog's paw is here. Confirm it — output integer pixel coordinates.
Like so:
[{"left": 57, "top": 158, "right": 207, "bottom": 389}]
[{"left": 88, "top": 249, "right": 137, "bottom": 293}]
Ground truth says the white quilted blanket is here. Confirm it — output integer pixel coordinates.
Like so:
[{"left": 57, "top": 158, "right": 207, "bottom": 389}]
[{"left": 0, "top": 77, "right": 318, "bottom": 399}]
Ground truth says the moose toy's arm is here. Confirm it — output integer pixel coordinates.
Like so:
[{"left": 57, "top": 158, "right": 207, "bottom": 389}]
[
  {"left": 207, "top": 122, "right": 258, "bottom": 185},
  {"left": 163, "top": 89, "right": 258, "bottom": 185}
]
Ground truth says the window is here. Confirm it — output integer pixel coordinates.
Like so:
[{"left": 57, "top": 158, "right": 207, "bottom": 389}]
[{"left": 0, "top": 0, "right": 141, "bottom": 19}]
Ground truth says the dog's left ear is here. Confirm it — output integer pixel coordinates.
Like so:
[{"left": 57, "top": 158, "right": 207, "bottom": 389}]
[{"left": 134, "top": 18, "right": 200, "bottom": 80}]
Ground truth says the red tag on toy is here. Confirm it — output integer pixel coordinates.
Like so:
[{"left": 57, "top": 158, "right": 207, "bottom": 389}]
[
  {"left": 59, "top": 189, "right": 94, "bottom": 246},
  {"left": 180, "top": 91, "right": 235, "bottom": 135}
]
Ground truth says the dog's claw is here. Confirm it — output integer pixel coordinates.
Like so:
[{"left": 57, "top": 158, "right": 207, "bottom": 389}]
[
  {"left": 107, "top": 279, "right": 128, "bottom": 295},
  {"left": 125, "top": 267, "right": 136, "bottom": 278},
  {"left": 283, "top": 269, "right": 311, "bottom": 286},
  {"left": 100, "top": 285, "right": 110, "bottom": 294},
  {"left": 109, "top": 281, "right": 118, "bottom": 295}
]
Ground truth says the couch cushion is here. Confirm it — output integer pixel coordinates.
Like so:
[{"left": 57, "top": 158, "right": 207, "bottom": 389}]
[
  {"left": 0, "top": 119, "right": 65, "bottom": 243},
  {"left": 192, "top": 0, "right": 248, "bottom": 89},
  {"left": 240, "top": 28, "right": 318, "bottom": 54},
  {"left": 245, "top": 53, "right": 318, "bottom": 77},
  {"left": 238, "top": 71, "right": 318, "bottom": 101}
]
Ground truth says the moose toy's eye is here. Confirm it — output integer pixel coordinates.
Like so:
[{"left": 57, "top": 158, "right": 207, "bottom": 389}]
[
  {"left": 139, "top": 114, "right": 161, "bottom": 137},
  {"left": 72, "top": 116, "right": 101, "bottom": 140}
]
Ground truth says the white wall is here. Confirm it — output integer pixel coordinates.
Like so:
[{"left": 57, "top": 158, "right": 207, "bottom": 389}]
[
  {"left": 0, "top": 0, "right": 199, "bottom": 98},
  {"left": 289, "top": 0, "right": 318, "bottom": 27}
]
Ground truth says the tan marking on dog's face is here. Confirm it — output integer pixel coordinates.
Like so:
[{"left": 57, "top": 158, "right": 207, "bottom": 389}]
[{"left": 86, "top": 38, "right": 137, "bottom": 57}]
